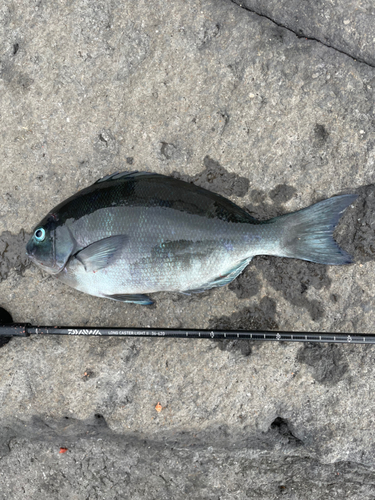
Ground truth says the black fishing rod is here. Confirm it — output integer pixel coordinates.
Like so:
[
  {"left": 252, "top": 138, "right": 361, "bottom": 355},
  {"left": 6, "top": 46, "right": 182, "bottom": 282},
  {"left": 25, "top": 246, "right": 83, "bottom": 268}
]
[{"left": 0, "top": 308, "right": 372, "bottom": 345}]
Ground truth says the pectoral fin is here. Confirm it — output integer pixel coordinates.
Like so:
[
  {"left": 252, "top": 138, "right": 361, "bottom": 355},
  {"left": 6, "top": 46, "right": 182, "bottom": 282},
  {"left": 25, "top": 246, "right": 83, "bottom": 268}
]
[
  {"left": 104, "top": 293, "right": 154, "bottom": 305},
  {"left": 75, "top": 235, "right": 128, "bottom": 272}
]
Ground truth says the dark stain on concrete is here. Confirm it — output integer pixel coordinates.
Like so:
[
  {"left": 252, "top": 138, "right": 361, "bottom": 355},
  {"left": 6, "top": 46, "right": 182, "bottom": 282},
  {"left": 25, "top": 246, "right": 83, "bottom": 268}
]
[
  {"left": 173, "top": 155, "right": 250, "bottom": 198},
  {"left": 334, "top": 184, "right": 375, "bottom": 263},
  {"left": 0, "top": 230, "right": 31, "bottom": 346},
  {"left": 297, "top": 343, "right": 349, "bottom": 385},
  {"left": 254, "top": 257, "right": 330, "bottom": 321},
  {"left": 269, "top": 184, "right": 297, "bottom": 205},
  {"left": 0, "top": 47, "right": 34, "bottom": 92},
  {"left": 228, "top": 268, "right": 261, "bottom": 299},
  {"left": 314, "top": 124, "right": 330, "bottom": 144},
  {"left": 0, "top": 230, "right": 31, "bottom": 281},
  {"left": 245, "top": 184, "right": 297, "bottom": 219},
  {"left": 209, "top": 297, "right": 278, "bottom": 355}
]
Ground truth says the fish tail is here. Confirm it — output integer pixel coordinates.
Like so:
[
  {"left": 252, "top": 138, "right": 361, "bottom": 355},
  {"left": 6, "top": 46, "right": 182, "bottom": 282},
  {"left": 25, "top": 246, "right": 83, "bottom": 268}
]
[{"left": 276, "top": 194, "right": 357, "bottom": 265}]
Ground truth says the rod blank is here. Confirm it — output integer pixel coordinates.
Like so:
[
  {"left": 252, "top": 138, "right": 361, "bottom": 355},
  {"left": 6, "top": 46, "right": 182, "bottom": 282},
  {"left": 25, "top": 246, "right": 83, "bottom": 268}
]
[{"left": 1, "top": 323, "right": 374, "bottom": 344}]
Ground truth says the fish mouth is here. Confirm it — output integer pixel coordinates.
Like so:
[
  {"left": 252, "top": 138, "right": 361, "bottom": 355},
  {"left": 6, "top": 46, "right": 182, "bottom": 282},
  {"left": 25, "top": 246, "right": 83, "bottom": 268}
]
[
  {"left": 25, "top": 251, "right": 47, "bottom": 269},
  {"left": 26, "top": 254, "right": 62, "bottom": 275},
  {"left": 26, "top": 252, "right": 41, "bottom": 267},
  {"left": 26, "top": 250, "right": 40, "bottom": 265},
  {"left": 26, "top": 250, "right": 35, "bottom": 262}
]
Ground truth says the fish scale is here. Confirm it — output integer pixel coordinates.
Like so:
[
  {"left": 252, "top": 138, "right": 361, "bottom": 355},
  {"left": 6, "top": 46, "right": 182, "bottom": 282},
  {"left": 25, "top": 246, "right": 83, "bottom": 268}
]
[{"left": 26, "top": 171, "right": 357, "bottom": 305}]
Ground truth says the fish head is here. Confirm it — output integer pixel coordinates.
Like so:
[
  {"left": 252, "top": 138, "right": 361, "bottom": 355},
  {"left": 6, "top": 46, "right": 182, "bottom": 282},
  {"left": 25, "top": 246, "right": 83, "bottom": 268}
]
[{"left": 26, "top": 215, "right": 76, "bottom": 275}]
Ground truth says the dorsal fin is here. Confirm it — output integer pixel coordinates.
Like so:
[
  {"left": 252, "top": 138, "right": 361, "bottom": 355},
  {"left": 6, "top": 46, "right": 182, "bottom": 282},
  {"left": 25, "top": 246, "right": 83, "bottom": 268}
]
[{"left": 95, "top": 171, "right": 148, "bottom": 184}]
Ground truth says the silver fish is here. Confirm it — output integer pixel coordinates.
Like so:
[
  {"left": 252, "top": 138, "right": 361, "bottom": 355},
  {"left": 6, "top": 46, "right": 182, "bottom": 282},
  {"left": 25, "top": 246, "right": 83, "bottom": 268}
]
[{"left": 26, "top": 171, "right": 356, "bottom": 305}]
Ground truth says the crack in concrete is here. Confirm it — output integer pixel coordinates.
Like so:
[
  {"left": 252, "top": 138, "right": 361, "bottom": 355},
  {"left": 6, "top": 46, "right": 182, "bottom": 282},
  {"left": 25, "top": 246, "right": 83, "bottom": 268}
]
[{"left": 229, "top": 0, "right": 375, "bottom": 69}]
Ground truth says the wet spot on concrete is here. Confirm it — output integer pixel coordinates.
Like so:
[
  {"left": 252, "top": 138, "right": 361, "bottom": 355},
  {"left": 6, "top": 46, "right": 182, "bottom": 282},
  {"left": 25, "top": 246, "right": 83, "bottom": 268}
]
[
  {"left": 334, "top": 184, "right": 375, "bottom": 263},
  {"left": 269, "top": 184, "right": 297, "bottom": 205},
  {"left": 0, "top": 58, "right": 33, "bottom": 92},
  {"left": 228, "top": 269, "right": 261, "bottom": 299},
  {"left": 245, "top": 183, "right": 297, "bottom": 219},
  {"left": 254, "top": 257, "right": 330, "bottom": 321},
  {"left": 173, "top": 156, "right": 249, "bottom": 198},
  {"left": 314, "top": 124, "right": 329, "bottom": 144},
  {"left": 297, "top": 343, "right": 349, "bottom": 385},
  {"left": 250, "top": 189, "right": 266, "bottom": 204},
  {"left": 16, "top": 73, "right": 33, "bottom": 90},
  {"left": 0, "top": 230, "right": 31, "bottom": 281},
  {"left": 269, "top": 26, "right": 287, "bottom": 43},
  {"left": 209, "top": 297, "right": 278, "bottom": 356}
]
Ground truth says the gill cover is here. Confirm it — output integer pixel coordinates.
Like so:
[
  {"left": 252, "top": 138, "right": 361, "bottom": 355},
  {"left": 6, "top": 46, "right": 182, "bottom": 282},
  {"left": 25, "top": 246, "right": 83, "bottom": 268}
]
[
  {"left": 53, "top": 224, "right": 77, "bottom": 272},
  {"left": 26, "top": 221, "right": 76, "bottom": 274}
]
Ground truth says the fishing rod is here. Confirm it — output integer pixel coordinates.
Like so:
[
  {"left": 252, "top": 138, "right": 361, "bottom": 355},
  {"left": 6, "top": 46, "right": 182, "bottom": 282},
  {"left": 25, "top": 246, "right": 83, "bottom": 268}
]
[{"left": 0, "top": 307, "right": 372, "bottom": 345}]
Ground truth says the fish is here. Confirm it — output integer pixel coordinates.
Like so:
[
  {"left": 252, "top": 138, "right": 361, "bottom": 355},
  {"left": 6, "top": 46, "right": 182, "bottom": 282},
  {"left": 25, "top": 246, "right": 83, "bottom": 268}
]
[{"left": 26, "top": 171, "right": 357, "bottom": 305}]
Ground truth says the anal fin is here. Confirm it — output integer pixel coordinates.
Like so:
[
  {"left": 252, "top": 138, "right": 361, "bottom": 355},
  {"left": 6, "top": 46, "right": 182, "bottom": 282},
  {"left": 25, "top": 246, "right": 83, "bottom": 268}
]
[
  {"left": 104, "top": 293, "right": 154, "bottom": 305},
  {"left": 183, "top": 257, "right": 252, "bottom": 294}
]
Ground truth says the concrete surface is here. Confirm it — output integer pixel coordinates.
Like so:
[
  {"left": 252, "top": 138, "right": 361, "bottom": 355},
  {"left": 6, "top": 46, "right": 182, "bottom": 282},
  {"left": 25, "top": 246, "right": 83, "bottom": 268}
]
[{"left": 0, "top": 0, "right": 374, "bottom": 498}]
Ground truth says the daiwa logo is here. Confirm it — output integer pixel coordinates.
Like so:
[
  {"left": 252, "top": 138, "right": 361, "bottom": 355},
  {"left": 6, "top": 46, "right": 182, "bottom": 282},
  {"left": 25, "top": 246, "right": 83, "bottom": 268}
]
[{"left": 68, "top": 329, "right": 102, "bottom": 336}]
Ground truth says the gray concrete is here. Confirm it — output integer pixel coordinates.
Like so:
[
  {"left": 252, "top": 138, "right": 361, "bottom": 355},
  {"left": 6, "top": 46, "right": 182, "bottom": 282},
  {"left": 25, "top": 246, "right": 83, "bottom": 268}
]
[
  {"left": 232, "top": 0, "right": 375, "bottom": 66},
  {"left": 0, "top": 0, "right": 374, "bottom": 497}
]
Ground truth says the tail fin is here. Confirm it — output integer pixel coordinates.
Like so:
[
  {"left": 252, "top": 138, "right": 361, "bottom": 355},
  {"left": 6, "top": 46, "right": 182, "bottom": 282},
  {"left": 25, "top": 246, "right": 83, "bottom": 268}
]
[{"left": 279, "top": 194, "right": 357, "bottom": 265}]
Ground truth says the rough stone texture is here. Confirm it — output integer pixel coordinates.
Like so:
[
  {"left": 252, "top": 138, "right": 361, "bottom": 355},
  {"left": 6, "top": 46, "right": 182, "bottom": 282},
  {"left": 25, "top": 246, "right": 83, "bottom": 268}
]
[
  {"left": 0, "top": 0, "right": 375, "bottom": 497},
  {"left": 231, "top": 0, "right": 375, "bottom": 66}
]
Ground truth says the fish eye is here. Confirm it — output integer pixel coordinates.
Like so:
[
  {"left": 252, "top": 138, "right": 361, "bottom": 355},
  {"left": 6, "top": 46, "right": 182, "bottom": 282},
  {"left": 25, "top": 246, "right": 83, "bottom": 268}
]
[{"left": 34, "top": 228, "right": 46, "bottom": 242}]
